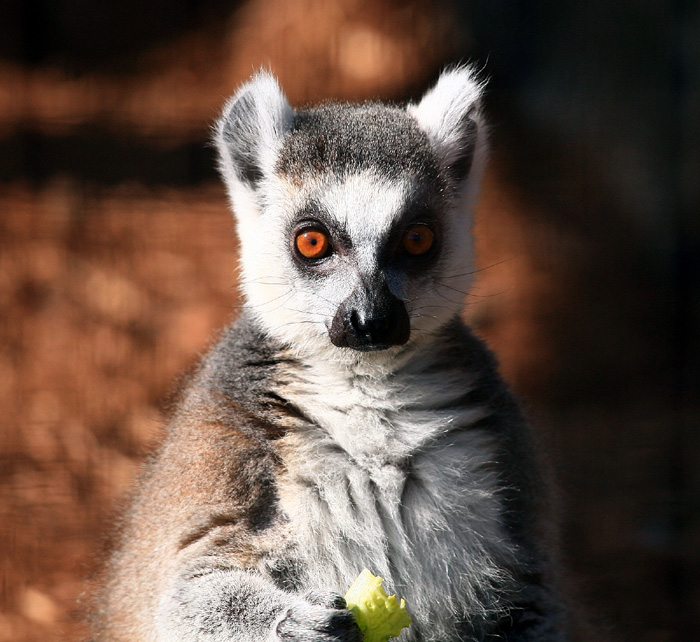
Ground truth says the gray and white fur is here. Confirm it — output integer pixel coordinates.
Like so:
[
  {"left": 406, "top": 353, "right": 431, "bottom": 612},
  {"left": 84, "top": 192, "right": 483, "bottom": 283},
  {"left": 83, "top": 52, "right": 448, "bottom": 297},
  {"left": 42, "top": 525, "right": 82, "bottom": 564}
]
[{"left": 93, "top": 68, "right": 570, "bottom": 642}]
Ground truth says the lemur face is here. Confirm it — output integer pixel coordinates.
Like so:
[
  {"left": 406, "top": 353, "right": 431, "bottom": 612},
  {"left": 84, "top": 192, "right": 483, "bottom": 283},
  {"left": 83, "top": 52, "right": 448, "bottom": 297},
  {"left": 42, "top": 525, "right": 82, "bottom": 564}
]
[{"left": 215, "top": 70, "right": 486, "bottom": 359}]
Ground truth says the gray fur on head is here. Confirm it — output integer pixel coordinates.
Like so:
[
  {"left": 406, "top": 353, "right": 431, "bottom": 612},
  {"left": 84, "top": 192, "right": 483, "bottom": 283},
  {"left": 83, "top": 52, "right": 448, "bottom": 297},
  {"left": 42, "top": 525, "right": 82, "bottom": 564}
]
[{"left": 215, "top": 67, "right": 486, "bottom": 214}]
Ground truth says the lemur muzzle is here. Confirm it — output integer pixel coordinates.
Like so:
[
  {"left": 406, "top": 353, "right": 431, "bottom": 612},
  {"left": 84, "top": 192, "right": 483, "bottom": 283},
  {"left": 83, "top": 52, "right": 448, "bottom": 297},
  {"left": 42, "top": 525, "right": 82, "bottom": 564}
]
[{"left": 329, "top": 283, "right": 410, "bottom": 351}]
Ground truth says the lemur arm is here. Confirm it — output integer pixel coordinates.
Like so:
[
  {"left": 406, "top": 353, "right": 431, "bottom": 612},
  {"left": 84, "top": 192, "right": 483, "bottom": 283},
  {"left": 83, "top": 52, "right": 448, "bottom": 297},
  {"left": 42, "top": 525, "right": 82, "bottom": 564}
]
[
  {"left": 98, "top": 395, "right": 360, "bottom": 642},
  {"left": 155, "top": 566, "right": 359, "bottom": 642}
]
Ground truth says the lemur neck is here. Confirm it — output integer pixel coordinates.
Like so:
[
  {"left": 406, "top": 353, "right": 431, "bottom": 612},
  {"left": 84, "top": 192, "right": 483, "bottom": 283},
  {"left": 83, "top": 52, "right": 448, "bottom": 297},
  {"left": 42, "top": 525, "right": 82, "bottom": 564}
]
[{"left": 276, "top": 315, "right": 484, "bottom": 463}]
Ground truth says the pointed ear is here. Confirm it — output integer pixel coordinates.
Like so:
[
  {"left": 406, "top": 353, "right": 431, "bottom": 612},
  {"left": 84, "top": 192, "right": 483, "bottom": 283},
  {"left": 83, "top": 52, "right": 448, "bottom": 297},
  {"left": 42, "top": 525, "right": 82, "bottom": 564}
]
[
  {"left": 215, "top": 71, "right": 293, "bottom": 206},
  {"left": 408, "top": 66, "right": 487, "bottom": 187}
]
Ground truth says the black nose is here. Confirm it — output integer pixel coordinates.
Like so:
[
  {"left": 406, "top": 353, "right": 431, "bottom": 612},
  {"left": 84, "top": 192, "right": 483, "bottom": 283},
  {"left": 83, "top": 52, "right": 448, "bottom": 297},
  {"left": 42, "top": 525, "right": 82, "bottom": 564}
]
[
  {"left": 329, "top": 286, "right": 410, "bottom": 351},
  {"left": 350, "top": 310, "right": 392, "bottom": 344}
]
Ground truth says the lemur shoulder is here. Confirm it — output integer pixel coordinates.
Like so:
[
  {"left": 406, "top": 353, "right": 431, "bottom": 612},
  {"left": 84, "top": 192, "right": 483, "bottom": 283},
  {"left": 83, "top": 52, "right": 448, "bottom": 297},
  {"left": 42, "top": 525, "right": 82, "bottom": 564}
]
[{"left": 93, "top": 68, "right": 570, "bottom": 642}]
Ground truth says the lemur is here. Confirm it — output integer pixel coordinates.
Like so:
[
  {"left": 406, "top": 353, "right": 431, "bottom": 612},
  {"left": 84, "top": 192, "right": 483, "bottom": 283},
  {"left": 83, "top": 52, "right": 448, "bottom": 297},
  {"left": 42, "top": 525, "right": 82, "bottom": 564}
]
[{"left": 93, "top": 68, "right": 569, "bottom": 641}]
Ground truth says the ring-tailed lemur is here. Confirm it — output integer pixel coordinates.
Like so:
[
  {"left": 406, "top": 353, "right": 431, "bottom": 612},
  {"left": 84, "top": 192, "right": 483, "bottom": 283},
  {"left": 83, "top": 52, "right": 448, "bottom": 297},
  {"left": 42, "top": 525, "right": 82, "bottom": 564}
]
[{"left": 93, "top": 68, "right": 569, "bottom": 641}]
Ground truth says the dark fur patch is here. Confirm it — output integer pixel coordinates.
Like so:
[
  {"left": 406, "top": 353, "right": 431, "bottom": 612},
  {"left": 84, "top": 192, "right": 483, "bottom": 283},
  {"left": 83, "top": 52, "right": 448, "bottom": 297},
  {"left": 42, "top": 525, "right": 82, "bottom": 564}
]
[
  {"left": 220, "top": 92, "right": 265, "bottom": 187},
  {"left": 449, "top": 115, "right": 478, "bottom": 183},
  {"left": 201, "top": 314, "right": 310, "bottom": 432},
  {"left": 276, "top": 104, "right": 441, "bottom": 183}
]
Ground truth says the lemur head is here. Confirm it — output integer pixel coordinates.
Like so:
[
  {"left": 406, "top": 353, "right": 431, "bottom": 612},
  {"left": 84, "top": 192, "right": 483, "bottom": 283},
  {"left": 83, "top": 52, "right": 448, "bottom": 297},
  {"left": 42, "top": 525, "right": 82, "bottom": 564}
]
[{"left": 215, "top": 68, "right": 487, "bottom": 363}]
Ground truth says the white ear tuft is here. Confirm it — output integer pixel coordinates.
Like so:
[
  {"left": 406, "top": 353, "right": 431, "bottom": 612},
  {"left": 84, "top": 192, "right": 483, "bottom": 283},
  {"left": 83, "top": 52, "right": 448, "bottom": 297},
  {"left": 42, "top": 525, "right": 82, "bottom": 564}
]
[
  {"left": 215, "top": 71, "right": 293, "bottom": 203},
  {"left": 408, "top": 66, "right": 487, "bottom": 186}
]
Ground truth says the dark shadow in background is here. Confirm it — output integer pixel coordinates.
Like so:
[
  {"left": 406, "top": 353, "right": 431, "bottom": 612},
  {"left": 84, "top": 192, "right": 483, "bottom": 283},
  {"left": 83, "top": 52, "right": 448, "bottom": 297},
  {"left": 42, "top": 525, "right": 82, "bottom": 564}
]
[
  {"left": 456, "top": 2, "right": 699, "bottom": 640},
  {"left": 0, "top": 0, "right": 235, "bottom": 186},
  {"left": 0, "top": 126, "right": 218, "bottom": 186},
  {"left": 0, "top": 0, "right": 238, "bottom": 72}
]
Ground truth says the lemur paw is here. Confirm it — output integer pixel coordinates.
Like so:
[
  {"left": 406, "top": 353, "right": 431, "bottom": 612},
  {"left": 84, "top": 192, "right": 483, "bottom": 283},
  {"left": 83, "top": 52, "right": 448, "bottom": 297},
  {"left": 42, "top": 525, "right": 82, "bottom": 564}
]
[{"left": 275, "top": 591, "right": 362, "bottom": 642}]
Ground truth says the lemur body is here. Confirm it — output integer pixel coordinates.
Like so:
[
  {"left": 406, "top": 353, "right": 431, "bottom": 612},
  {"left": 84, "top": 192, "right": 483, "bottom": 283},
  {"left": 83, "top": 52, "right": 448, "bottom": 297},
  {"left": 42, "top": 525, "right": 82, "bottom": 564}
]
[{"left": 94, "top": 69, "right": 568, "bottom": 641}]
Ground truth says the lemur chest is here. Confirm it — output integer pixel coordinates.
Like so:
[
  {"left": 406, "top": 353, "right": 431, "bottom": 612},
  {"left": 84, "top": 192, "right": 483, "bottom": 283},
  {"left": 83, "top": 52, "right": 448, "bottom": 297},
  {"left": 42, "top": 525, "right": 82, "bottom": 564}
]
[{"left": 273, "top": 367, "right": 508, "bottom": 627}]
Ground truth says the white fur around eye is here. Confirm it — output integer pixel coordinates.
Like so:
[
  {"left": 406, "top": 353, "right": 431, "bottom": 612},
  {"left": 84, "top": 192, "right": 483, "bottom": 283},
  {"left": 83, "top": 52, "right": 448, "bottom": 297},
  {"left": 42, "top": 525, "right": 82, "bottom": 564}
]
[{"left": 236, "top": 172, "right": 410, "bottom": 357}]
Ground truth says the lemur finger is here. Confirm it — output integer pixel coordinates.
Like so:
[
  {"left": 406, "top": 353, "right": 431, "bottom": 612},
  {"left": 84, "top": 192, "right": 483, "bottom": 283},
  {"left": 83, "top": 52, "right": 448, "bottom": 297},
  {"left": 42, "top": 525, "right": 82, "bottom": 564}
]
[
  {"left": 303, "top": 589, "right": 348, "bottom": 610},
  {"left": 276, "top": 601, "right": 361, "bottom": 641}
]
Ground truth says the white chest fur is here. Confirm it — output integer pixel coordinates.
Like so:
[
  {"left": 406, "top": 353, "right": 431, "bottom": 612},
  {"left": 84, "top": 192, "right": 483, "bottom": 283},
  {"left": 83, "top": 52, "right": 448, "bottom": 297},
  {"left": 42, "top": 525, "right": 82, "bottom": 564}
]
[{"left": 275, "top": 354, "right": 515, "bottom": 641}]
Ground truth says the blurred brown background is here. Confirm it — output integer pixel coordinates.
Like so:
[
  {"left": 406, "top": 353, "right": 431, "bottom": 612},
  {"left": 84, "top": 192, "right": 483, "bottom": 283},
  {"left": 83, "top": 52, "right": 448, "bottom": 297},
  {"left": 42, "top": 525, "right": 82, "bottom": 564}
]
[{"left": 0, "top": 1, "right": 698, "bottom": 641}]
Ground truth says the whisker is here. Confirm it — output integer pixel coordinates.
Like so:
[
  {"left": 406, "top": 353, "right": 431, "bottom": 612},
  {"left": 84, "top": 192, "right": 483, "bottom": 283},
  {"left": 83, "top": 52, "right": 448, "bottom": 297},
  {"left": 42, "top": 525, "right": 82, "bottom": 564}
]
[
  {"left": 439, "top": 256, "right": 520, "bottom": 279},
  {"left": 238, "top": 277, "right": 292, "bottom": 287},
  {"left": 435, "top": 282, "right": 470, "bottom": 296},
  {"left": 276, "top": 320, "right": 325, "bottom": 328},
  {"left": 410, "top": 304, "right": 454, "bottom": 314},
  {"left": 281, "top": 307, "right": 329, "bottom": 317},
  {"left": 435, "top": 282, "right": 510, "bottom": 301},
  {"left": 237, "top": 290, "right": 296, "bottom": 314}
]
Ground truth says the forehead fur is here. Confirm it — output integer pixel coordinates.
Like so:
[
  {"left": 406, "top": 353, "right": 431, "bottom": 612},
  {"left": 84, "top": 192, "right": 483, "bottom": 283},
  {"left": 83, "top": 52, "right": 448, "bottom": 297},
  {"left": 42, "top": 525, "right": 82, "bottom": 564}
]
[{"left": 276, "top": 103, "right": 442, "bottom": 184}]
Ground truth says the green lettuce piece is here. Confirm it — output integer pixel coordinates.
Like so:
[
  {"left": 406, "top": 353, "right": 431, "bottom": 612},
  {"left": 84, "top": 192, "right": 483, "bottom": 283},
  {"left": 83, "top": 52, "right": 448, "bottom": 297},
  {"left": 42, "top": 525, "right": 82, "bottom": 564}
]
[{"left": 344, "top": 569, "right": 412, "bottom": 642}]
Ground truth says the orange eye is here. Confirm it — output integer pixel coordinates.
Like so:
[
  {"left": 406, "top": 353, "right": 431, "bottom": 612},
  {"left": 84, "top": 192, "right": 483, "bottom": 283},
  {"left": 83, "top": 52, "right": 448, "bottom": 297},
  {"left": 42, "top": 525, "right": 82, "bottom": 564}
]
[
  {"left": 402, "top": 224, "right": 435, "bottom": 255},
  {"left": 295, "top": 228, "right": 330, "bottom": 260}
]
